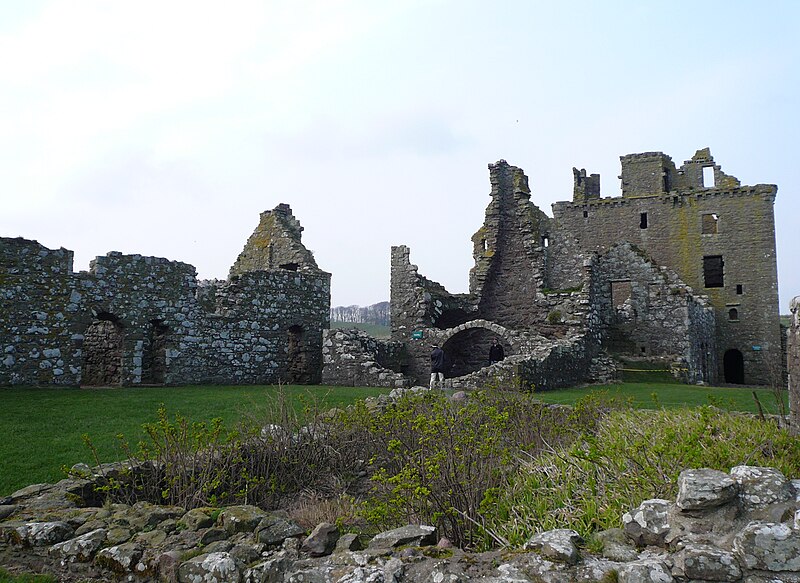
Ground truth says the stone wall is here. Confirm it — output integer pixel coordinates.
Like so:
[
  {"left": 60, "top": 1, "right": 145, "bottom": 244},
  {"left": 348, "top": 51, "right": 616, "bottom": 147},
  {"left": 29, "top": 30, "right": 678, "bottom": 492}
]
[
  {"left": 321, "top": 328, "right": 409, "bottom": 388},
  {"left": 550, "top": 149, "right": 780, "bottom": 385},
  {"left": 469, "top": 160, "right": 552, "bottom": 329},
  {"left": 790, "top": 296, "right": 800, "bottom": 431},
  {"left": 1, "top": 205, "right": 330, "bottom": 387},
  {"left": 3, "top": 443, "right": 800, "bottom": 581},
  {"left": 592, "top": 243, "right": 716, "bottom": 384}
]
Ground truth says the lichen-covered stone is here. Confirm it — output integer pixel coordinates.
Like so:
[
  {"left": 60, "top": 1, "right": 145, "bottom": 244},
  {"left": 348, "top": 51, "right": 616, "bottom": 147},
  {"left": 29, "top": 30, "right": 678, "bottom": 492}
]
[
  {"left": 731, "top": 466, "right": 793, "bottom": 510},
  {"left": 733, "top": 521, "right": 800, "bottom": 572},
  {"left": 617, "top": 558, "right": 674, "bottom": 582},
  {"left": 95, "top": 541, "right": 144, "bottom": 573},
  {"left": 181, "top": 507, "right": 215, "bottom": 531},
  {"left": 177, "top": 551, "right": 242, "bottom": 583},
  {"left": 254, "top": 514, "right": 305, "bottom": 545},
  {"left": 16, "top": 521, "right": 74, "bottom": 546},
  {"left": 676, "top": 468, "right": 737, "bottom": 510},
  {"left": 219, "top": 504, "right": 268, "bottom": 535},
  {"left": 524, "top": 528, "right": 583, "bottom": 565},
  {"left": 673, "top": 542, "right": 742, "bottom": 581},
  {"left": 623, "top": 499, "right": 672, "bottom": 547},
  {"left": 368, "top": 524, "right": 437, "bottom": 549},
  {"left": 49, "top": 528, "right": 107, "bottom": 563}
]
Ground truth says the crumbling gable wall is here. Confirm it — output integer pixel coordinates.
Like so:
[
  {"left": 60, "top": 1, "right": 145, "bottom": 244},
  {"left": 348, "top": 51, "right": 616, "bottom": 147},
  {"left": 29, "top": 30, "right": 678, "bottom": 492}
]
[
  {"left": 229, "top": 204, "right": 319, "bottom": 277},
  {"left": 550, "top": 149, "right": 780, "bottom": 385},
  {"left": 592, "top": 243, "right": 716, "bottom": 384},
  {"left": 1, "top": 205, "right": 330, "bottom": 387}
]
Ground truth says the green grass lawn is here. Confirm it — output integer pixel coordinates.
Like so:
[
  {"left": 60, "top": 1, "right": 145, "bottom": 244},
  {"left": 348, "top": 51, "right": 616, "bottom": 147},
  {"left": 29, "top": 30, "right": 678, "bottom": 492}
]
[
  {"left": 0, "top": 384, "right": 389, "bottom": 497},
  {"left": 329, "top": 321, "right": 390, "bottom": 338},
  {"left": 0, "top": 381, "right": 789, "bottom": 497},
  {"left": 534, "top": 382, "right": 788, "bottom": 414}
]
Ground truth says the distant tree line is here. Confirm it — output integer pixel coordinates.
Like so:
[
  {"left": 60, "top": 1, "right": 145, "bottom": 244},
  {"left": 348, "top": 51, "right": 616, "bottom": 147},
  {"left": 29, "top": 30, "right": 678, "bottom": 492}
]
[{"left": 330, "top": 301, "right": 389, "bottom": 325}]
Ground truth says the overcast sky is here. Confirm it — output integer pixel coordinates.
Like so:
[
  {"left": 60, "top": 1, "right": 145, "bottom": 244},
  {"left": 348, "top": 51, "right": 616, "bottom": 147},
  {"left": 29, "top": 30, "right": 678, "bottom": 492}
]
[{"left": 2, "top": 1, "right": 798, "bottom": 311}]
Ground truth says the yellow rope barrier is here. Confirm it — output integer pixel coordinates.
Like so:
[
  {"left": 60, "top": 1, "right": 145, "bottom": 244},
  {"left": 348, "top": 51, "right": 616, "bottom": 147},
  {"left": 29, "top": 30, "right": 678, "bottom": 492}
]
[{"left": 620, "top": 368, "right": 688, "bottom": 372}]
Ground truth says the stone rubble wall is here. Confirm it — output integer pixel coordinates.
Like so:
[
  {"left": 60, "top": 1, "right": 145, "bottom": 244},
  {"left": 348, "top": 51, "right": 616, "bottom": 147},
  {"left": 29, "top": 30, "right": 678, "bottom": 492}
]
[
  {"left": 3, "top": 442, "right": 800, "bottom": 581},
  {"left": 322, "top": 328, "right": 410, "bottom": 388},
  {"left": 790, "top": 296, "right": 800, "bottom": 431},
  {"left": 591, "top": 242, "right": 717, "bottom": 384},
  {"left": 1, "top": 237, "right": 330, "bottom": 386}
]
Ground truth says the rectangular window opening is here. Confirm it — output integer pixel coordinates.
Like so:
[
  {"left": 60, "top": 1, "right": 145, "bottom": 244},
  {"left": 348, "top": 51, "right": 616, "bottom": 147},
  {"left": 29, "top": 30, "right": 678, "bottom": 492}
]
[
  {"left": 640, "top": 212, "right": 648, "bottom": 229},
  {"left": 702, "top": 166, "right": 715, "bottom": 188},
  {"left": 701, "top": 213, "right": 719, "bottom": 234},
  {"left": 736, "top": 284, "right": 743, "bottom": 295},
  {"left": 611, "top": 280, "right": 632, "bottom": 308},
  {"left": 703, "top": 255, "right": 724, "bottom": 288}
]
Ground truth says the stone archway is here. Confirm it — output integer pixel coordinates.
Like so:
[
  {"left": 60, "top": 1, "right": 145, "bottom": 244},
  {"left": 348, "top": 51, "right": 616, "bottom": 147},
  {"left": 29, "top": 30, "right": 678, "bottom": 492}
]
[
  {"left": 723, "top": 349, "right": 745, "bottom": 384},
  {"left": 440, "top": 320, "right": 514, "bottom": 378},
  {"left": 82, "top": 313, "right": 125, "bottom": 386}
]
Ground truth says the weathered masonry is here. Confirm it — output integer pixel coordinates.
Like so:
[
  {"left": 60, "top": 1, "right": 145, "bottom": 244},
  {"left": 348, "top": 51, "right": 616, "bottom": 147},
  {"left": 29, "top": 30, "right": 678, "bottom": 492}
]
[
  {"left": 550, "top": 148, "right": 780, "bottom": 385},
  {"left": 0, "top": 204, "right": 330, "bottom": 387},
  {"left": 385, "top": 148, "right": 778, "bottom": 389}
]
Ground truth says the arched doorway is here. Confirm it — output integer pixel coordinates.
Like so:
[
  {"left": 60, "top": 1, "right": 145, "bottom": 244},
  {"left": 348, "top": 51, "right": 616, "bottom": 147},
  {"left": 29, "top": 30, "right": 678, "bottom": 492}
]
[
  {"left": 723, "top": 349, "right": 745, "bottom": 384},
  {"left": 141, "top": 319, "right": 169, "bottom": 385},
  {"left": 83, "top": 313, "right": 125, "bottom": 386},
  {"left": 442, "top": 327, "right": 508, "bottom": 378},
  {"left": 287, "top": 325, "right": 311, "bottom": 384}
]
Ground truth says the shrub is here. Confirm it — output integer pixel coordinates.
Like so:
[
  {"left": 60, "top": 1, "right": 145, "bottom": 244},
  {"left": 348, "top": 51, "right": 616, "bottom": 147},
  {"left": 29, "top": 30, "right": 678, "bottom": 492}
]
[
  {"left": 91, "top": 387, "right": 371, "bottom": 511},
  {"left": 484, "top": 406, "right": 800, "bottom": 546},
  {"left": 345, "top": 390, "right": 577, "bottom": 549}
]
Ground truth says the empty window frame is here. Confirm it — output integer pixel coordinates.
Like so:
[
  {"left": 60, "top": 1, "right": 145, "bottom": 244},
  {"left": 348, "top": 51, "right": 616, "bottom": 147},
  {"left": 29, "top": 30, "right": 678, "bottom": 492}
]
[
  {"left": 736, "top": 284, "right": 743, "bottom": 295},
  {"left": 611, "top": 280, "right": 632, "bottom": 308},
  {"left": 703, "top": 255, "right": 724, "bottom": 288},
  {"left": 640, "top": 212, "right": 648, "bottom": 229},
  {"left": 701, "top": 213, "right": 719, "bottom": 234},
  {"left": 728, "top": 308, "right": 739, "bottom": 321},
  {"left": 702, "top": 166, "right": 715, "bottom": 188}
]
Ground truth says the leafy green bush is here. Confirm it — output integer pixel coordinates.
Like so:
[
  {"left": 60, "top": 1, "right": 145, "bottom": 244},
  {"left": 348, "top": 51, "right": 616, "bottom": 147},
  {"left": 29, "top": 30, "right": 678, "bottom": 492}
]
[
  {"left": 342, "top": 390, "right": 577, "bottom": 549},
  {"left": 484, "top": 406, "right": 800, "bottom": 546},
  {"left": 91, "top": 388, "right": 371, "bottom": 510}
]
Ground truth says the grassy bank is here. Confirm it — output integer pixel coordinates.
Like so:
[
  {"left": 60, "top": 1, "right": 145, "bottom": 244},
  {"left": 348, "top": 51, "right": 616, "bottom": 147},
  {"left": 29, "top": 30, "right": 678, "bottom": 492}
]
[
  {"left": 533, "top": 382, "right": 788, "bottom": 414},
  {"left": 0, "top": 384, "right": 389, "bottom": 496}
]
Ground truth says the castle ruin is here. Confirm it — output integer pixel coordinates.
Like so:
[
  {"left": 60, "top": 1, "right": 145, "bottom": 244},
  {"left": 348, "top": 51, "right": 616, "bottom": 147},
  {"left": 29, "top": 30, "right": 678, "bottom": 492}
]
[
  {"left": 0, "top": 204, "right": 330, "bottom": 387},
  {"left": 369, "top": 148, "right": 780, "bottom": 389},
  {"left": 1, "top": 149, "right": 783, "bottom": 391}
]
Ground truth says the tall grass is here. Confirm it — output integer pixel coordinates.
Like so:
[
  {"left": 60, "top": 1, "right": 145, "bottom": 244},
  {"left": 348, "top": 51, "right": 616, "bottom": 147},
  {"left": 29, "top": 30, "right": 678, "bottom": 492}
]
[{"left": 483, "top": 404, "right": 800, "bottom": 546}]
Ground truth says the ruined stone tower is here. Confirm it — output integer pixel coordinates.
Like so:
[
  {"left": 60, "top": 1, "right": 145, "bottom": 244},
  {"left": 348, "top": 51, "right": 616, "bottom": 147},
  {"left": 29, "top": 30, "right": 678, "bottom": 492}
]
[
  {"left": 387, "top": 148, "right": 778, "bottom": 388},
  {"left": 550, "top": 148, "right": 780, "bottom": 385}
]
